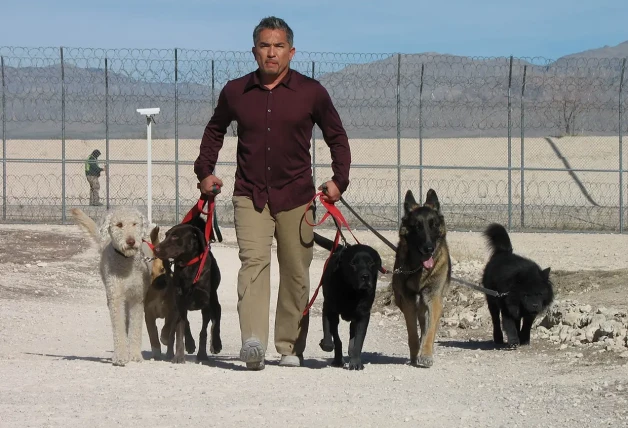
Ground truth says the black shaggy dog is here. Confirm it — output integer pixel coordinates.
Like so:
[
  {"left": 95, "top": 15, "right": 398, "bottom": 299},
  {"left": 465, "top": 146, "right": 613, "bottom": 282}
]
[
  {"left": 482, "top": 223, "right": 554, "bottom": 348},
  {"left": 314, "top": 232, "right": 382, "bottom": 370},
  {"left": 153, "top": 214, "right": 222, "bottom": 363}
]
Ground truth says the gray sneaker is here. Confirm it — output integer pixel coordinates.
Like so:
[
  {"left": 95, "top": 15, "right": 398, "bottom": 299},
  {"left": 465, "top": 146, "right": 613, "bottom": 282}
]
[
  {"left": 240, "top": 338, "right": 265, "bottom": 371},
  {"left": 279, "top": 354, "right": 304, "bottom": 367}
]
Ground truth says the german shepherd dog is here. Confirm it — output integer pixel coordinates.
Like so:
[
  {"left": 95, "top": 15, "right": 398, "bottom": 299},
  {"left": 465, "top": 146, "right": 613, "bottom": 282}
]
[
  {"left": 482, "top": 223, "right": 554, "bottom": 348},
  {"left": 392, "top": 189, "right": 451, "bottom": 368}
]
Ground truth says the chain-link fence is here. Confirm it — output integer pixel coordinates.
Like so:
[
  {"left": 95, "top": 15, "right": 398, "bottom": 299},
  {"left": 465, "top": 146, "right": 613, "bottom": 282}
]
[{"left": 0, "top": 47, "right": 627, "bottom": 232}]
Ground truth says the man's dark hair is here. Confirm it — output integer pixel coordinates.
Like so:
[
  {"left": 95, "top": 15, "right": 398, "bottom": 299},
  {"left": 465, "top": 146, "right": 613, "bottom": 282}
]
[{"left": 253, "top": 16, "right": 294, "bottom": 47}]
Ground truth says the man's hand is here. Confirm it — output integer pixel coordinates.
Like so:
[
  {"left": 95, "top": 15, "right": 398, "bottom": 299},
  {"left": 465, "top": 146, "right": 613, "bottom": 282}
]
[
  {"left": 199, "top": 175, "right": 223, "bottom": 195},
  {"left": 319, "top": 180, "right": 341, "bottom": 203}
]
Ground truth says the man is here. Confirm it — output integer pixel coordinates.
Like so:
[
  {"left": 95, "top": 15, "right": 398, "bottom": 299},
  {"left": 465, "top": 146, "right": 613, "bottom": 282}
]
[
  {"left": 85, "top": 149, "right": 105, "bottom": 206},
  {"left": 194, "top": 16, "right": 351, "bottom": 370}
]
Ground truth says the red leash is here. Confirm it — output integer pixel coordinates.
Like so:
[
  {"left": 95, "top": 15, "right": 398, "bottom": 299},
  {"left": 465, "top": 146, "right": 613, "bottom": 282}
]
[
  {"left": 302, "top": 192, "right": 360, "bottom": 316},
  {"left": 180, "top": 195, "right": 216, "bottom": 284}
]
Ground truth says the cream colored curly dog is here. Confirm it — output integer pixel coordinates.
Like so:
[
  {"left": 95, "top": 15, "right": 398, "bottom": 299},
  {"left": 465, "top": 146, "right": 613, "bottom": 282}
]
[{"left": 71, "top": 207, "right": 151, "bottom": 366}]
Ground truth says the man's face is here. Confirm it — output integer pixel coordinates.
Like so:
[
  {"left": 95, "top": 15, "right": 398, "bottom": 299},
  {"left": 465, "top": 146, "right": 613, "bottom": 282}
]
[{"left": 252, "top": 28, "right": 295, "bottom": 79}]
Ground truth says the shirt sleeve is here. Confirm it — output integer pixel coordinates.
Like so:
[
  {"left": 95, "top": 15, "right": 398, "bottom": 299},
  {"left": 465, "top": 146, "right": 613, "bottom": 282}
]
[
  {"left": 194, "top": 86, "right": 233, "bottom": 182},
  {"left": 313, "top": 84, "right": 351, "bottom": 193}
]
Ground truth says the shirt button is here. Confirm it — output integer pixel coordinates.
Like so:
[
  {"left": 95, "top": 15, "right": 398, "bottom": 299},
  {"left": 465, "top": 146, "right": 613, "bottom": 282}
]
[
  {"left": 268, "top": 147, "right": 271, "bottom": 151},
  {"left": 268, "top": 167, "right": 271, "bottom": 170},
  {"left": 269, "top": 91, "right": 272, "bottom": 94},
  {"left": 267, "top": 127, "right": 270, "bottom": 131},
  {"left": 268, "top": 109, "right": 271, "bottom": 112}
]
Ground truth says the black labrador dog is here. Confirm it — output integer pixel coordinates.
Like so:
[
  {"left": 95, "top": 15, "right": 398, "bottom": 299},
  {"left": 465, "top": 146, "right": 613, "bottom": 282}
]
[
  {"left": 314, "top": 232, "right": 382, "bottom": 370},
  {"left": 153, "top": 215, "right": 222, "bottom": 363},
  {"left": 482, "top": 222, "right": 554, "bottom": 348}
]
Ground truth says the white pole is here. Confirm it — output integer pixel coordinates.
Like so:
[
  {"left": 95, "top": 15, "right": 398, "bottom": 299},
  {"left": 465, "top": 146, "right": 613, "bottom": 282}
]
[
  {"left": 147, "top": 116, "right": 152, "bottom": 226},
  {"left": 136, "top": 108, "right": 159, "bottom": 226}
]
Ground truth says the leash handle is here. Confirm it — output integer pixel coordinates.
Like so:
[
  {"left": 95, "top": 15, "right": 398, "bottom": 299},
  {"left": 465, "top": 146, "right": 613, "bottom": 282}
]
[
  {"left": 197, "top": 182, "right": 221, "bottom": 195},
  {"left": 305, "top": 191, "right": 360, "bottom": 245}
]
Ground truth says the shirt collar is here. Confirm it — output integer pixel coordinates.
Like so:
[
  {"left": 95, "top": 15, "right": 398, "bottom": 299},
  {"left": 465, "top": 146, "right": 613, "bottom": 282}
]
[{"left": 244, "top": 68, "right": 297, "bottom": 92}]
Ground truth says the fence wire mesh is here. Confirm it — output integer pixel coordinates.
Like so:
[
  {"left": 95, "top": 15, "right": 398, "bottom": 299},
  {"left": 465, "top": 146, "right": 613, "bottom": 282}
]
[{"left": 0, "top": 47, "right": 626, "bottom": 232}]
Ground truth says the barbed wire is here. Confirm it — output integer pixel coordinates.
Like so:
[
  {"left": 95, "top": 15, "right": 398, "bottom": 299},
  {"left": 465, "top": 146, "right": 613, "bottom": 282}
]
[
  {"left": 0, "top": 47, "right": 626, "bottom": 137},
  {"left": 0, "top": 46, "right": 627, "bottom": 231}
]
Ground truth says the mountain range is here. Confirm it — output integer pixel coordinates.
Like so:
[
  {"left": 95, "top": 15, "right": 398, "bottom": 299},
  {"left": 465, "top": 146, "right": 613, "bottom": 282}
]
[{"left": 1, "top": 41, "right": 627, "bottom": 140}]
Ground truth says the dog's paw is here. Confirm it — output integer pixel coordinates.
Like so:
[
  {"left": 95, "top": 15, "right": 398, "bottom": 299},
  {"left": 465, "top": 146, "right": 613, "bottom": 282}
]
[
  {"left": 210, "top": 339, "right": 222, "bottom": 354},
  {"left": 151, "top": 348, "right": 163, "bottom": 361},
  {"left": 196, "top": 352, "right": 209, "bottom": 362},
  {"left": 519, "top": 339, "right": 530, "bottom": 346},
  {"left": 493, "top": 337, "right": 504, "bottom": 345},
  {"left": 185, "top": 340, "right": 196, "bottom": 355},
  {"left": 331, "top": 358, "right": 344, "bottom": 368},
  {"left": 414, "top": 355, "right": 434, "bottom": 368},
  {"left": 505, "top": 342, "right": 519, "bottom": 350},
  {"left": 171, "top": 354, "right": 186, "bottom": 364},
  {"left": 112, "top": 356, "right": 129, "bottom": 367},
  {"left": 130, "top": 353, "right": 144, "bottom": 363},
  {"left": 319, "top": 339, "right": 334, "bottom": 352},
  {"left": 347, "top": 358, "right": 364, "bottom": 371}
]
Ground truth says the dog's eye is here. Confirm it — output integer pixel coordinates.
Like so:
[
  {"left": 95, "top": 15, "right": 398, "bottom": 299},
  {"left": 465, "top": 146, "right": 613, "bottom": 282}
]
[
  {"left": 116, "top": 222, "right": 123, "bottom": 228},
  {"left": 132, "top": 222, "right": 137, "bottom": 227}
]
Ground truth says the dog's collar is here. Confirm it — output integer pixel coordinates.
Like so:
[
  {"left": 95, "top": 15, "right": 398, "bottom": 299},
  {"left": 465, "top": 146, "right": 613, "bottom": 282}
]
[{"left": 176, "top": 252, "right": 205, "bottom": 268}]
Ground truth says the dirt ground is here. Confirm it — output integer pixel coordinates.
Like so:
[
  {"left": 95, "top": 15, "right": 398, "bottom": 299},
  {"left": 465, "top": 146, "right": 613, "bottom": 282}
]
[{"left": 1, "top": 222, "right": 628, "bottom": 428}]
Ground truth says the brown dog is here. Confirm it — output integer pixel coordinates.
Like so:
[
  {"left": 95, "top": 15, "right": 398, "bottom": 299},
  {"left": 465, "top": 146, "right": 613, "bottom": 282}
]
[
  {"left": 144, "top": 226, "right": 195, "bottom": 360},
  {"left": 392, "top": 189, "right": 451, "bottom": 368}
]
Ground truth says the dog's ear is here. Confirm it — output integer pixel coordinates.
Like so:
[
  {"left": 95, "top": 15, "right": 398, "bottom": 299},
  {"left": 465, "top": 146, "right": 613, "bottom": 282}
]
[
  {"left": 99, "top": 211, "right": 115, "bottom": 240},
  {"left": 404, "top": 190, "right": 419, "bottom": 215},
  {"left": 192, "top": 226, "right": 207, "bottom": 251},
  {"left": 541, "top": 267, "right": 551, "bottom": 282},
  {"left": 424, "top": 189, "right": 441, "bottom": 212},
  {"left": 150, "top": 226, "right": 160, "bottom": 245}
]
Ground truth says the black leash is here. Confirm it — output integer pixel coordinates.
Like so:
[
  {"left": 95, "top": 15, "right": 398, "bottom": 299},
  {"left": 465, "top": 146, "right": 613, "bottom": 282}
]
[
  {"left": 338, "top": 196, "right": 508, "bottom": 299},
  {"left": 339, "top": 196, "right": 397, "bottom": 252}
]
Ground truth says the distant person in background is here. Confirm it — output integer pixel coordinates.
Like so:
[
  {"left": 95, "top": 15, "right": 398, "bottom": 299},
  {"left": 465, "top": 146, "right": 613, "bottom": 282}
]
[{"left": 85, "top": 149, "right": 105, "bottom": 206}]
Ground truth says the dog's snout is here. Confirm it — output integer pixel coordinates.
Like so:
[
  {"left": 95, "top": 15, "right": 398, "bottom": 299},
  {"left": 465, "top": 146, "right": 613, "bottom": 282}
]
[
  {"left": 422, "top": 243, "right": 434, "bottom": 254},
  {"left": 361, "top": 274, "right": 370, "bottom": 282},
  {"left": 126, "top": 238, "right": 136, "bottom": 247}
]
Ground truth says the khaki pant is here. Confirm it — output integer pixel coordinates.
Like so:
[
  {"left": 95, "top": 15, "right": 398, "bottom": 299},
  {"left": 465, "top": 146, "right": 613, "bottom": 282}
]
[
  {"left": 87, "top": 175, "right": 100, "bottom": 205},
  {"left": 232, "top": 195, "right": 314, "bottom": 356}
]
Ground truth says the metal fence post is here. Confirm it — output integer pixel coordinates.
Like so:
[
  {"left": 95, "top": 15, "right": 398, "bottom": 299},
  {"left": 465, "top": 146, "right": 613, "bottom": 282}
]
[
  {"left": 60, "top": 47, "right": 66, "bottom": 223},
  {"left": 507, "top": 55, "right": 513, "bottom": 229},
  {"left": 520, "top": 65, "right": 527, "bottom": 229},
  {"left": 209, "top": 58, "right": 215, "bottom": 215},
  {"left": 311, "top": 60, "right": 317, "bottom": 189},
  {"left": 211, "top": 59, "right": 215, "bottom": 108},
  {"left": 396, "top": 53, "right": 401, "bottom": 230},
  {"left": 619, "top": 58, "right": 626, "bottom": 233},
  {"left": 175, "top": 48, "right": 179, "bottom": 223},
  {"left": 105, "top": 56, "right": 110, "bottom": 209},
  {"left": 1, "top": 56, "right": 6, "bottom": 221},
  {"left": 419, "top": 63, "right": 424, "bottom": 202}
]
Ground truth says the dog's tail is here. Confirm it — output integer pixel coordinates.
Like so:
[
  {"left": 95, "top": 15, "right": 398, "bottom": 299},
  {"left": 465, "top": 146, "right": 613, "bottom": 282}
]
[
  {"left": 483, "top": 223, "right": 513, "bottom": 255},
  {"left": 313, "top": 232, "right": 341, "bottom": 252},
  {"left": 70, "top": 208, "right": 101, "bottom": 245}
]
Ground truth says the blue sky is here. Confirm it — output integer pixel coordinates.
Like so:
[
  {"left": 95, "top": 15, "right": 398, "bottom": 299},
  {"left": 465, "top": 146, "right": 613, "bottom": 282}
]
[{"left": 1, "top": 0, "right": 627, "bottom": 59}]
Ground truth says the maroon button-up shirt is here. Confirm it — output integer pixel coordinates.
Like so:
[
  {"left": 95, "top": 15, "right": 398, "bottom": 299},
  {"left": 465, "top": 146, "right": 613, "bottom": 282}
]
[{"left": 194, "top": 68, "right": 351, "bottom": 215}]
